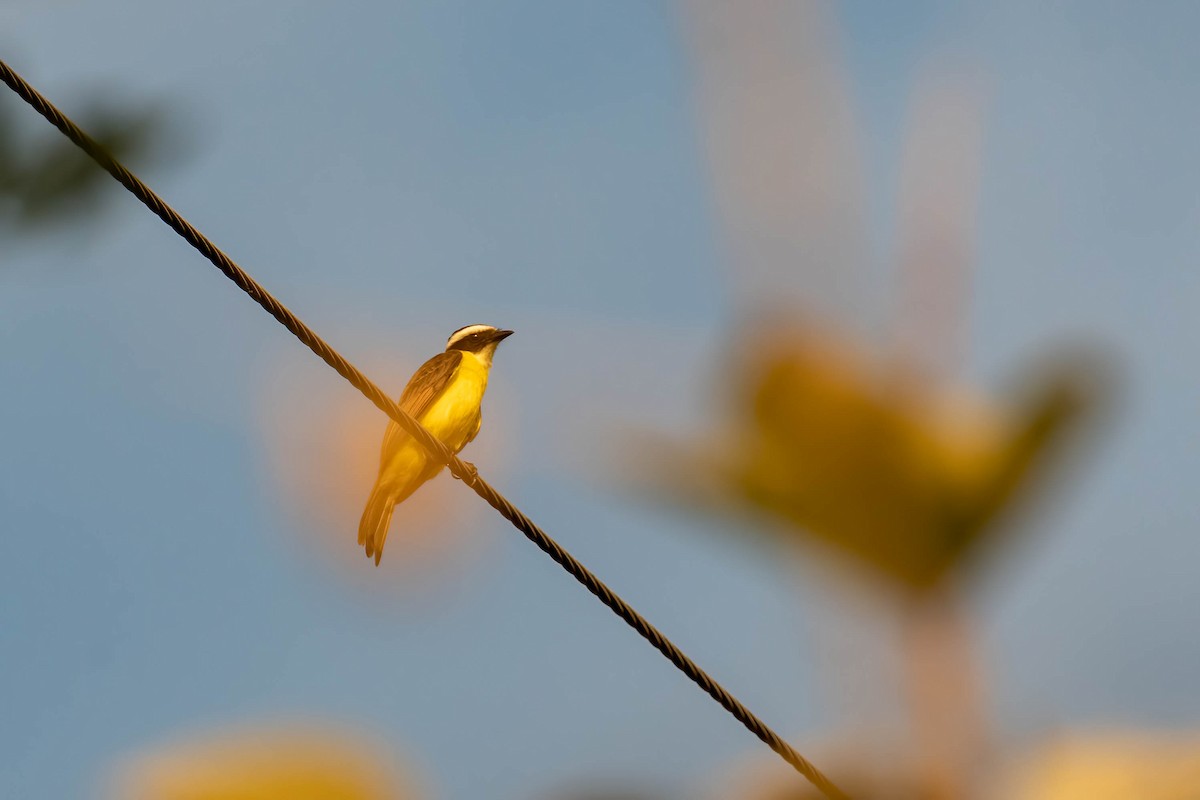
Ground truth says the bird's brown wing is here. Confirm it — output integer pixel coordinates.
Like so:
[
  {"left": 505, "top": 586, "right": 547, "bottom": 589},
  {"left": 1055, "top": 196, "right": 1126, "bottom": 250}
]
[{"left": 378, "top": 350, "right": 463, "bottom": 467}]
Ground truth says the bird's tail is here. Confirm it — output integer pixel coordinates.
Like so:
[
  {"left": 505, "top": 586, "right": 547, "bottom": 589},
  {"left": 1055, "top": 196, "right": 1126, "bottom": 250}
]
[{"left": 358, "top": 482, "right": 396, "bottom": 566}]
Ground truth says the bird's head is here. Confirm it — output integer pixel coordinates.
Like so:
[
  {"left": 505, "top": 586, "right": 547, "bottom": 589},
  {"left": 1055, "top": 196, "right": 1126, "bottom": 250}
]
[{"left": 445, "top": 324, "right": 514, "bottom": 366}]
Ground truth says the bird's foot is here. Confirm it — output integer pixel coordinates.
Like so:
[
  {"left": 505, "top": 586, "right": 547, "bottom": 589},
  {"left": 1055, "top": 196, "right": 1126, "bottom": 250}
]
[{"left": 454, "top": 460, "right": 480, "bottom": 487}]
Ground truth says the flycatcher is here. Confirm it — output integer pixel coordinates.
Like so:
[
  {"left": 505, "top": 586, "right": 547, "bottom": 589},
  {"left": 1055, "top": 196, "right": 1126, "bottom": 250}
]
[{"left": 358, "top": 324, "right": 513, "bottom": 564}]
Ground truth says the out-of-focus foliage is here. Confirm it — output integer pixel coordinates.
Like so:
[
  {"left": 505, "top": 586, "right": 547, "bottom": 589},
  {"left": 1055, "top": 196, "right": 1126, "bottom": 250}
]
[
  {"left": 110, "top": 723, "right": 421, "bottom": 800},
  {"left": 663, "top": 2, "right": 1114, "bottom": 594},
  {"left": 0, "top": 93, "right": 176, "bottom": 236},
  {"left": 633, "top": 319, "right": 1106, "bottom": 591}
]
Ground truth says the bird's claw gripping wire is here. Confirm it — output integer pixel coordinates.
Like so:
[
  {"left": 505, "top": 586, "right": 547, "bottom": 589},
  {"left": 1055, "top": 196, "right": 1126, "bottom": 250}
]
[{"left": 453, "top": 460, "right": 480, "bottom": 487}]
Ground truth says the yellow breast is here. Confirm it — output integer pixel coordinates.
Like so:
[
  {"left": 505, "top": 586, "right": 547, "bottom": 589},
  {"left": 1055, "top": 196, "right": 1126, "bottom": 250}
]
[{"left": 418, "top": 351, "right": 489, "bottom": 453}]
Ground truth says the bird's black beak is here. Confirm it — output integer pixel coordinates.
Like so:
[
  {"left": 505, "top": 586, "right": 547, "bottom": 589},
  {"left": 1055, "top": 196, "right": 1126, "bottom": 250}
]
[{"left": 493, "top": 329, "right": 514, "bottom": 342}]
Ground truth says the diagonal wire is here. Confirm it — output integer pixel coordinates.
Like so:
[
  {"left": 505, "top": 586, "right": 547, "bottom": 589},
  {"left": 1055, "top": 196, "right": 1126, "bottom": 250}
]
[{"left": 0, "top": 58, "right": 850, "bottom": 800}]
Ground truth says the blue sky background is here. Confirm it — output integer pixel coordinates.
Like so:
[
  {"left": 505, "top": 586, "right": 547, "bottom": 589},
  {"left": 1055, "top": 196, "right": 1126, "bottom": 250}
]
[{"left": 2, "top": 2, "right": 1199, "bottom": 797}]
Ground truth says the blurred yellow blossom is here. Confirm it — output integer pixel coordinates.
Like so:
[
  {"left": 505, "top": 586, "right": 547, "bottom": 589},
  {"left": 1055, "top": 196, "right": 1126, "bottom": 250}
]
[
  {"left": 635, "top": 318, "right": 1103, "bottom": 591},
  {"left": 1004, "top": 730, "right": 1200, "bottom": 800},
  {"left": 110, "top": 723, "right": 421, "bottom": 800}
]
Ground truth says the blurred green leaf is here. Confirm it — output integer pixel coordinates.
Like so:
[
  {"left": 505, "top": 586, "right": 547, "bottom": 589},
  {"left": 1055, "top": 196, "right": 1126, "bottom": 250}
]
[{"left": 0, "top": 92, "right": 182, "bottom": 237}]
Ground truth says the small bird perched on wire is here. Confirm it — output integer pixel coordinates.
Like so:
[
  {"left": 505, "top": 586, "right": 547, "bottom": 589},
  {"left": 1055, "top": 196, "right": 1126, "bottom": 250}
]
[{"left": 358, "top": 324, "right": 514, "bottom": 565}]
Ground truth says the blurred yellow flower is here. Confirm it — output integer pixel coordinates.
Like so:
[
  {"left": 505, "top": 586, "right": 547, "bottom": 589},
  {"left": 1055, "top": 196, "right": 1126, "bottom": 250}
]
[
  {"left": 110, "top": 723, "right": 421, "bottom": 800},
  {"left": 1005, "top": 730, "right": 1200, "bottom": 800},
  {"left": 636, "top": 319, "right": 1103, "bottom": 591}
]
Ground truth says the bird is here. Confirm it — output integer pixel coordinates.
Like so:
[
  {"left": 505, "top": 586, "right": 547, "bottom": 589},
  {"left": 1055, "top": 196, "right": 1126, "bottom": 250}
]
[{"left": 358, "top": 324, "right": 513, "bottom": 565}]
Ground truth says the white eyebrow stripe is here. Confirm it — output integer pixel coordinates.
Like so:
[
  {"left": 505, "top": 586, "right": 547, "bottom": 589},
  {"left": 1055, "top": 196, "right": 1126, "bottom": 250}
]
[{"left": 446, "top": 324, "right": 494, "bottom": 348}]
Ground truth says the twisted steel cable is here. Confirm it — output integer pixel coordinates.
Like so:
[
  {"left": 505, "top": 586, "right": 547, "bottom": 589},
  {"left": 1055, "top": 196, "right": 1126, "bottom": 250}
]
[{"left": 0, "top": 58, "right": 850, "bottom": 800}]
